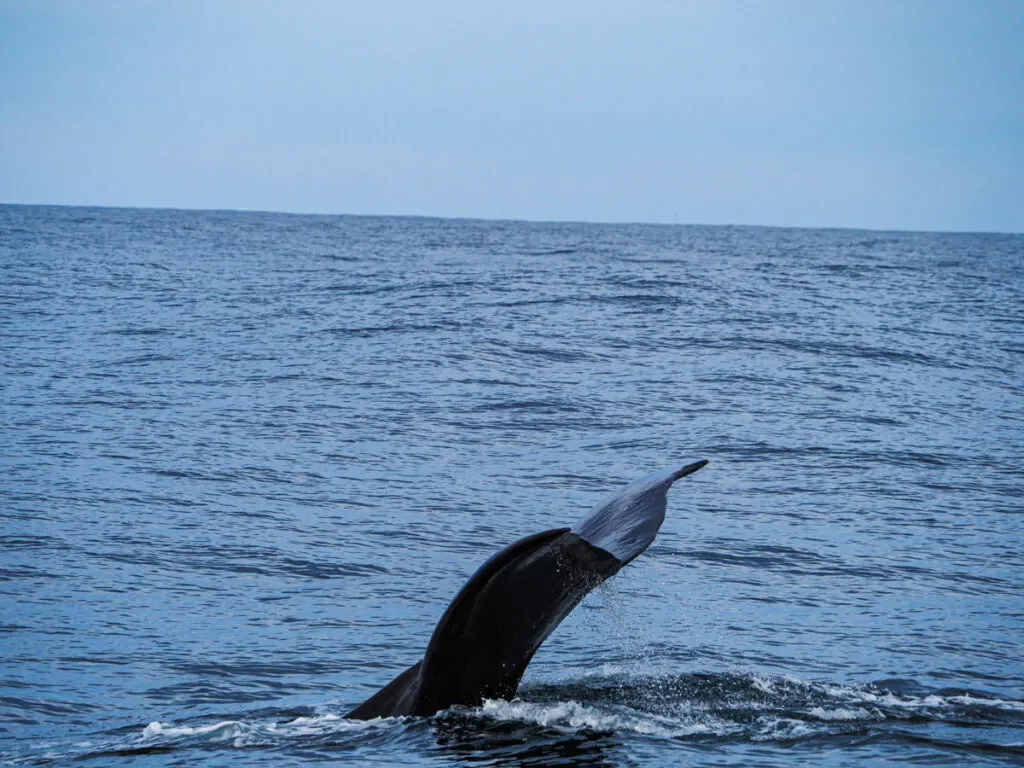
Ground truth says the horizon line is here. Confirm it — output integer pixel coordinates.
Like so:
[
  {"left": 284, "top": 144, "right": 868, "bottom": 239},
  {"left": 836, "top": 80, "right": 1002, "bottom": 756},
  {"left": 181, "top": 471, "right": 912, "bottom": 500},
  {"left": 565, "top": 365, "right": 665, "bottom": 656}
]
[{"left": 2, "top": 200, "right": 1021, "bottom": 238}]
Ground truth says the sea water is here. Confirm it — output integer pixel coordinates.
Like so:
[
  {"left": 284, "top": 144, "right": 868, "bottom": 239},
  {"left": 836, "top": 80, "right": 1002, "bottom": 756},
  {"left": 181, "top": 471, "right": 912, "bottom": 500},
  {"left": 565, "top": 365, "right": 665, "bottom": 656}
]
[{"left": 2, "top": 205, "right": 1022, "bottom": 766}]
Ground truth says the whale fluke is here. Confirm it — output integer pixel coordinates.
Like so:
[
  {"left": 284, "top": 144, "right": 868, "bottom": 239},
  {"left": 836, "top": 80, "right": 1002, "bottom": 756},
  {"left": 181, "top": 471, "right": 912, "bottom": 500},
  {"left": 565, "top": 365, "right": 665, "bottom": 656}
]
[{"left": 346, "top": 460, "right": 707, "bottom": 720}]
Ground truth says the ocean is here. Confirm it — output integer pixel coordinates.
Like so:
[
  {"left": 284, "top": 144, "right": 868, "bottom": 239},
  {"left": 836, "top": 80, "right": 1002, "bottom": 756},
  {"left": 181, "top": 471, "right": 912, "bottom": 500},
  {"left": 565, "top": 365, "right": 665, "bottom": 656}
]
[{"left": 2, "top": 204, "right": 1022, "bottom": 766}]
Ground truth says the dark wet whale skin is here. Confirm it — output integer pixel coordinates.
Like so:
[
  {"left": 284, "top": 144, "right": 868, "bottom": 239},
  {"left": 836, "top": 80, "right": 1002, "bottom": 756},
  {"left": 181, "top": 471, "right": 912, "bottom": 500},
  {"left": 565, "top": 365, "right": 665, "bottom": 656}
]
[{"left": 346, "top": 460, "right": 707, "bottom": 719}]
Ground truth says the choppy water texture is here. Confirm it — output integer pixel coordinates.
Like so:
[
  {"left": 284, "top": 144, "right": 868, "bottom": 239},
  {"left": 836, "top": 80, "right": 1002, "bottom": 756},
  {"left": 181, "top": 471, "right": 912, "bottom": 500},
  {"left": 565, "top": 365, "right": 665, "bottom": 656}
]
[{"left": 2, "top": 205, "right": 1023, "bottom": 767}]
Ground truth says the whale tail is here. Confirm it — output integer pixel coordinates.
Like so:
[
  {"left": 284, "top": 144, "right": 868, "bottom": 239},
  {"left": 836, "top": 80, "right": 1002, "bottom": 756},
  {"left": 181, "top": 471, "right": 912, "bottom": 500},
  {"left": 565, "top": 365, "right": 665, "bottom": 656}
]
[{"left": 346, "top": 459, "right": 708, "bottom": 719}]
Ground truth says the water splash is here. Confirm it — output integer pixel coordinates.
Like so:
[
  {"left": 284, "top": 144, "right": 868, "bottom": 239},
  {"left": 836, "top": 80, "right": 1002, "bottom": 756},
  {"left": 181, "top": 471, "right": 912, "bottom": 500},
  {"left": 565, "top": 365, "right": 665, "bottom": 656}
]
[{"left": 6, "top": 672, "right": 1017, "bottom": 766}]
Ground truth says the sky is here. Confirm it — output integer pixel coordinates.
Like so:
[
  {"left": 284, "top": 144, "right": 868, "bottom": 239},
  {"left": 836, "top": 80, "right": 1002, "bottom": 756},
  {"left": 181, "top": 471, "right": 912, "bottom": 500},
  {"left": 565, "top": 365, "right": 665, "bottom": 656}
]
[{"left": 1, "top": 0, "right": 1022, "bottom": 232}]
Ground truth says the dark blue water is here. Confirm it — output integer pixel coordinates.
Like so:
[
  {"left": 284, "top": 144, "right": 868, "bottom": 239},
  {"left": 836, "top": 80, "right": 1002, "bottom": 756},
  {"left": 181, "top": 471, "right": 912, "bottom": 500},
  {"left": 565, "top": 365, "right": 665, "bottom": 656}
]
[{"left": 2, "top": 205, "right": 1022, "bottom": 766}]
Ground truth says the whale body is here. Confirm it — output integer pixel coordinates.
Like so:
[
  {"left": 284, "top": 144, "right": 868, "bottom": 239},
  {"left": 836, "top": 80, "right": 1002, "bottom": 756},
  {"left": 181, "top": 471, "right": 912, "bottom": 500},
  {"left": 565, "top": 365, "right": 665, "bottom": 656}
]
[{"left": 346, "top": 459, "right": 708, "bottom": 719}]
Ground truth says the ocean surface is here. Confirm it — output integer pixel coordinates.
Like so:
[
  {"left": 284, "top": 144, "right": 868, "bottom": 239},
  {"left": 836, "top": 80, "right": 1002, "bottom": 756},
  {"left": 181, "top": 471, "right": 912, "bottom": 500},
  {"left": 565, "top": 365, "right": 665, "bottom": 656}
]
[{"left": 1, "top": 204, "right": 1022, "bottom": 767}]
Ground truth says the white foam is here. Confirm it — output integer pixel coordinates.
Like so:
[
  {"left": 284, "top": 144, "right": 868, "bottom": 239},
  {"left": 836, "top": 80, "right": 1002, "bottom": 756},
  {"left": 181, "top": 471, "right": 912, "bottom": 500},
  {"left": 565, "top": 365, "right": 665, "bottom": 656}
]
[
  {"left": 125, "top": 676, "right": 1023, "bottom": 756},
  {"left": 818, "top": 684, "right": 1024, "bottom": 713},
  {"left": 139, "top": 712, "right": 387, "bottom": 749},
  {"left": 943, "top": 694, "right": 1024, "bottom": 712},
  {"left": 806, "top": 706, "right": 876, "bottom": 721},
  {"left": 277, "top": 712, "right": 396, "bottom": 735},
  {"left": 753, "top": 716, "right": 814, "bottom": 741},
  {"left": 474, "top": 698, "right": 725, "bottom": 738},
  {"left": 142, "top": 720, "right": 250, "bottom": 742}
]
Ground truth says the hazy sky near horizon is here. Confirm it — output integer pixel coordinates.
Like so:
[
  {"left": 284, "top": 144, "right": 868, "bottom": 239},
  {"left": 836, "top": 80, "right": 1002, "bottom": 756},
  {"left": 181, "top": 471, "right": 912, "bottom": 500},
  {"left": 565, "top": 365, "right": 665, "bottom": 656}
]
[{"left": 2, "top": 1, "right": 1022, "bottom": 232}]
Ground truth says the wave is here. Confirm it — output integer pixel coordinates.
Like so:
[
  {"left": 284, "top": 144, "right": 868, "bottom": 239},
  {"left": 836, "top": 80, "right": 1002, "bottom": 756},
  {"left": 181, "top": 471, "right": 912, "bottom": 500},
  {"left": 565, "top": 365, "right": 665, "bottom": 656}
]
[{"left": 5, "top": 673, "right": 1020, "bottom": 765}]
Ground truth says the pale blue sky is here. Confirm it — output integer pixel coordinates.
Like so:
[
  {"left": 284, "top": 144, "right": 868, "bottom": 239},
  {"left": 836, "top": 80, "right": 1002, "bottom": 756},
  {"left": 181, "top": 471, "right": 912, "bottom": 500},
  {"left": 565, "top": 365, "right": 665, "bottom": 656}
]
[{"left": 2, "top": 1, "right": 1022, "bottom": 232}]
